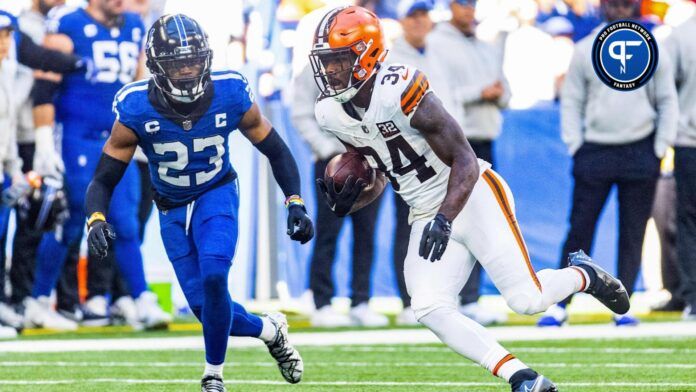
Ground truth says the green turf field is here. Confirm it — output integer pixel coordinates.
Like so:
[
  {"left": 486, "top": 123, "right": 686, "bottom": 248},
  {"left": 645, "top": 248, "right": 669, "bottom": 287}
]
[{"left": 0, "top": 337, "right": 694, "bottom": 391}]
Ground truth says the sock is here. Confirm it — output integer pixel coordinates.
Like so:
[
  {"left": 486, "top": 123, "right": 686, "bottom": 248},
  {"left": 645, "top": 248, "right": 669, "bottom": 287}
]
[
  {"left": 229, "top": 301, "right": 264, "bottom": 338},
  {"left": 573, "top": 264, "right": 597, "bottom": 290},
  {"left": 258, "top": 316, "right": 277, "bottom": 343},
  {"left": 496, "top": 356, "right": 528, "bottom": 382},
  {"left": 203, "top": 362, "right": 223, "bottom": 377},
  {"left": 200, "top": 256, "right": 233, "bottom": 366},
  {"left": 509, "top": 368, "right": 539, "bottom": 390},
  {"left": 569, "top": 266, "right": 591, "bottom": 291},
  {"left": 32, "top": 234, "right": 69, "bottom": 297},
  {"left": 419, "top": 307, "right": 529, "bottom": 376},
  {"left": 113, "top": 237, "right": 148, "bottom": 298}
]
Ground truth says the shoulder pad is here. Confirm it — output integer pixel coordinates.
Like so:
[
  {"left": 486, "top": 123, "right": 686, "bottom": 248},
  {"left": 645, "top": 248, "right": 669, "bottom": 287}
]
[{"left": 113, "top": 79, "right": 149, "bottom": 122}]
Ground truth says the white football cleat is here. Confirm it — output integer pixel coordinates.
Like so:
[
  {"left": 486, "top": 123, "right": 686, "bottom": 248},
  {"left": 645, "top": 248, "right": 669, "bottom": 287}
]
[
  {"left": 460, "top": 302, "right": 507, "bottom": 326},
  {"left": 349, "top": 303, "right": 389, "bottom": 327},
  {"left": 396, "top": 306, "right": 419, "bottom": 326},
  {"left": 310, "top": 305, "right": 352, "bottom": 327},
  {"left": 135, "top": 292, "right": 172, "bottom": 329},
  {"left": 263, "top": 312, "right": 303, "bottom": 383},
  {"left": 0, "top": 302, "right": 24, "bottom": 330},
  {"left": 111, "top": 296, "right": 143, "bottom": 330},
  {"left": 24, "top": 296, "right": 78, "bottom": 331}
]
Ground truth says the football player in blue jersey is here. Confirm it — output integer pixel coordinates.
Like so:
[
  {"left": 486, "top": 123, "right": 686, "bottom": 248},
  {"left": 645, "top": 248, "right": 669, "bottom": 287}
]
[
  {"left": 24, "top": 0, "right": 171, "bottom": 331},
  {"left": 85, "top": 14, "right": 313, "bottom": 391}
]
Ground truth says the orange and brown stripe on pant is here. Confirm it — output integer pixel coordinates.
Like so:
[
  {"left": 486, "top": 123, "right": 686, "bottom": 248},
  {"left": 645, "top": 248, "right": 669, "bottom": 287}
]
[{"left": 481, "top": 169, "right": 542, "bottom": 292}]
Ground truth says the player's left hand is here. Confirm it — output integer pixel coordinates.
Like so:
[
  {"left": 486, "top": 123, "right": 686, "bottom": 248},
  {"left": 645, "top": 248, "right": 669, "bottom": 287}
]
[
  {"left": 419, "top": 213, "right": 452, "bottom": 262},
  {"left": 286, "top": 198, "right": 314, "bottom": 244},
  {"left": 87, "top": 220, "right": 117, "bottom": 259}
]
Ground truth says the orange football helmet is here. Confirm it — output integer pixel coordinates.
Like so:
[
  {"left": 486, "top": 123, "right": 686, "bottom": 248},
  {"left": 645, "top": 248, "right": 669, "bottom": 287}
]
[{"left": 309, "top": 6, "right": 388, "bottom": 102}]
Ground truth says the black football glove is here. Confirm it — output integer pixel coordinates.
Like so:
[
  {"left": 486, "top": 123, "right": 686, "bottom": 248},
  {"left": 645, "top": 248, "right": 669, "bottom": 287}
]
[
  {"left": 287, "top": 204, "right": 314, "bottom": 244},
  {"left": 419, "top": 213, "right": 452, "bottom": 262},
  {"left": 316, "top": 175, "right": 367, "bottom": 217},
  {"left": 87, "top": 220, "right": 116, "bottom": 259}
]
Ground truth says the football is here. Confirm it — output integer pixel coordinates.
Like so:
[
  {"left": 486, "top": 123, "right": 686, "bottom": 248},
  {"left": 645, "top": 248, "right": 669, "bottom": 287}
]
[{"left": 324, "top": 152, "right": 375, "bottom": 192}]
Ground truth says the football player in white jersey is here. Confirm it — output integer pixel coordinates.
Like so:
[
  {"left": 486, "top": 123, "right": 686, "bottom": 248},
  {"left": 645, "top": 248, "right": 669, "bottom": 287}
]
[{"left": 310, "top": 6, "right": 631, "bottom": 392}]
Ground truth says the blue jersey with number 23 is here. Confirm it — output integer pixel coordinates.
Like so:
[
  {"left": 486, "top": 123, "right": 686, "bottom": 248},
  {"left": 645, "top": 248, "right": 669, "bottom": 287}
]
[{"left": 113, "top": 71, "right": 254, "bottom": 205}]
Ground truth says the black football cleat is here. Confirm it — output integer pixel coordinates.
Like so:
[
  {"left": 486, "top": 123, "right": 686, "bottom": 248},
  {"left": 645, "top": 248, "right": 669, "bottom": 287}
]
[
  {"left": 513, "top": 375, "right": 558, "bottom": 392},
  {"left": 569, "top": 250, "right": 630, "bottom": 315},
  {"left": 264, "top": 312, "right": 303, "bottom": 383},
  {"left": 201, "top": 374, "right": 226, "bottom": 392}
]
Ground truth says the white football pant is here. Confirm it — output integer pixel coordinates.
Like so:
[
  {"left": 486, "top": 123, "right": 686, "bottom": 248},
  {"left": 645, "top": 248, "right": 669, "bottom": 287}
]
[{"left": 406, "top": 169, "right": 586, "bottom": 379}]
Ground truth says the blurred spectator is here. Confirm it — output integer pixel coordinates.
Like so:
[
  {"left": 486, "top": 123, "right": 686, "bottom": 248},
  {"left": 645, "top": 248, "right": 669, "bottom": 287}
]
[
  {"left": 538, "top": 0, "right": 678, "bottom": 327},
  {"left": 664, "top": 11, "right": 696, "bottom": 321},
  {"left": 428, "top": 0, "right": 509, "bottom": 326},
  {"left": 289, "top": 3, "right": 388, "bottom": 327},
  {"left": 536, "top": 0, "right": 602, "bottom": 42}
]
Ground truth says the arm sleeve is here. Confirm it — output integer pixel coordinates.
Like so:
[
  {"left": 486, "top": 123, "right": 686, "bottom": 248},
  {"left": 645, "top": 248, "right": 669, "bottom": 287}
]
[
  {"left": 85, "top": 154, "right": 129, "bottom": 216},
  {"left": 254, "top": 128, "right": 301, "bottom": 198},
  {"left": 16, "top": 31, "right": 81, "bottom": 73},
  {"left": 560, "top": 47, "right": 588, "bottom": 155}
]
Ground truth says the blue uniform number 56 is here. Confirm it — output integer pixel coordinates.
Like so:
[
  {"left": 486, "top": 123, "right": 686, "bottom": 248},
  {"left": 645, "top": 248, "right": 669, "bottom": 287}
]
[{"left": 153, "top": 135, "right": 225, "bottom": 187}]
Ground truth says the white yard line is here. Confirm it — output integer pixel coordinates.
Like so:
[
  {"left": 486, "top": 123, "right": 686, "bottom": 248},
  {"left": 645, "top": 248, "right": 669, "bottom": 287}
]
[
  {"left": 325, "top": 346, "right": 696, "bottom": 354},
  {"left": 1, "top": 322, "right": 694, "bottom": 353},
  {"left": 0, "top": 379, "right": 695, "bottom": 388},
  {"left": 0, "top": 361, "right": 694, "bottom": 369}
]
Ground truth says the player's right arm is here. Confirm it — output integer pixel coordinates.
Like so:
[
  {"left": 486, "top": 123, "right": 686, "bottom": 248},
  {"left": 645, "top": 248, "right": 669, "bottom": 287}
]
[{"left": 83, "top": 121, "right": 139, "bottom": 258}]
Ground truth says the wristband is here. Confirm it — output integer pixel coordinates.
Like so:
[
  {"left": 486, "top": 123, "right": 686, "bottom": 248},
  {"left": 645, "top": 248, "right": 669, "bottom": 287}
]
[
  {"left": 284, "top": 195, "right": 305, "bottom": 208},
  {"left": 87, "top": 212, "right": 106, "bottom": 228}
]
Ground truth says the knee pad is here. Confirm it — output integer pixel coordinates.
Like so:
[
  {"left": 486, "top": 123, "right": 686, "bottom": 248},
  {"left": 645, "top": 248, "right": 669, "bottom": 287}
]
[{"left": 506, "top": 292, "right": 544, "bottom": 315}]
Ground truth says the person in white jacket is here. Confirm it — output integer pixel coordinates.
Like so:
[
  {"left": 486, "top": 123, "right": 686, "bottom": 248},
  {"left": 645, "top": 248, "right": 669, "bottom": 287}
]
[{"left": 426, "top": 0, "right": 509, "bottom": 326}]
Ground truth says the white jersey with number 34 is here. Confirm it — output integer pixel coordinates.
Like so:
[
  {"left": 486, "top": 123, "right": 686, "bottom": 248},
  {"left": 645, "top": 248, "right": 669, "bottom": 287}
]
[{"left": 315, "top": 63, "right": 490, "bottom": 222}]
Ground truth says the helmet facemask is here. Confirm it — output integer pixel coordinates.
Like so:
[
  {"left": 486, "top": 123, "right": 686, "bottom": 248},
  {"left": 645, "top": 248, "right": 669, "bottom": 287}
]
[
  {"left": 150, "top": 49, "right": 211, "bottom": 102},
  {"left": 310, "top": 40, "right": 373, "bottom": 103}
]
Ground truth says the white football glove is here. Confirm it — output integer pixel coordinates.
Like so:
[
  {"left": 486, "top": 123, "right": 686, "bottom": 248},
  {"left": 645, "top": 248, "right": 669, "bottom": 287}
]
[{"left": 33, "top": 125, "right": 65, "bottom": 179}]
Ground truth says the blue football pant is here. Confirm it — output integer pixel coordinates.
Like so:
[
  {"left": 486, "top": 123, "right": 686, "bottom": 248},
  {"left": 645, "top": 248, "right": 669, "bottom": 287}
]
[
  {"left": 159, "top": 181, "right": 262, "bottom": 365},
  {"left": 32, "top": 138, "right": 147, "bottom": 299}
]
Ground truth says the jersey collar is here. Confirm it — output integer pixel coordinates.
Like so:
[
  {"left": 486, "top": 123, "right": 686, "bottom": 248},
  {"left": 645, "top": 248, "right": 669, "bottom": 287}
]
[{"left": 148, "top": 79, "right": 214, "bottom": 131}]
